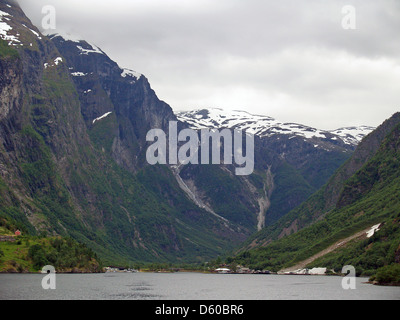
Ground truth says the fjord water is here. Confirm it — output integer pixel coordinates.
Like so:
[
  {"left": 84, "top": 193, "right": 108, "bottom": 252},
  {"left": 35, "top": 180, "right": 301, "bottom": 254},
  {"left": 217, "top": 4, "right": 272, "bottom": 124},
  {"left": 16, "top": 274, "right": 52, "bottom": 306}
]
[{"left": 0, "top": 273, "right": 399, "bottom": 300}]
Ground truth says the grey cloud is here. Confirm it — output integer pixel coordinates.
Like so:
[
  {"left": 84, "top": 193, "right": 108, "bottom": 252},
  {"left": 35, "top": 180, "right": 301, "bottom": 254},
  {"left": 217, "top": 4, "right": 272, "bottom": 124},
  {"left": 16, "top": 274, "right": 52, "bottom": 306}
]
[{"left": 17, "top": 0, "right": 400, "bottom": 129}]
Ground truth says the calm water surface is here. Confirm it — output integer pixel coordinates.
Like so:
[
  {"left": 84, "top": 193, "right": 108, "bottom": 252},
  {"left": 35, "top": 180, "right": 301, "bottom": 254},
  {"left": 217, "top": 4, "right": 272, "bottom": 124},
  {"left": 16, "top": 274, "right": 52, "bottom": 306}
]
[{"left": 0, "top": 272, "right": 399, "bottom": 300}]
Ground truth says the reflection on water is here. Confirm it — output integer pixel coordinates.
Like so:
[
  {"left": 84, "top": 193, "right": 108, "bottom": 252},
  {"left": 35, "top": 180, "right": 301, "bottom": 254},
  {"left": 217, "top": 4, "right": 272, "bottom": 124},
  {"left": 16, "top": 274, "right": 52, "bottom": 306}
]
[{"left": 0, "top": 272, "right": 399, "bottom": 300}]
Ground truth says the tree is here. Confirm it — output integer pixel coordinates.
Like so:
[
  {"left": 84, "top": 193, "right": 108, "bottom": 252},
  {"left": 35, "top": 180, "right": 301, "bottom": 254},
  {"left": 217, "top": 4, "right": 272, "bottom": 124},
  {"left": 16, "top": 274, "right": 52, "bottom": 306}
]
[{"left": 28, "top": 244, "right": 48, "bottom": 269}]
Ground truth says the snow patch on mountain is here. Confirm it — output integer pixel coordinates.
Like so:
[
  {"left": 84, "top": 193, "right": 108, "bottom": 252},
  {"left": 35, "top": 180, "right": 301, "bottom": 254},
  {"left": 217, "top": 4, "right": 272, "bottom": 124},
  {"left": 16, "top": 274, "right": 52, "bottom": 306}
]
[
  {"left": 0, "top": 9, "right": 20, "bottom": 45},
  {"left": 0, "top": 9, "right": 11, "bottom": 17},
  {"left": 54, "top": 57, "right": 63, "bottom": 65},
  {"left": 45, "top": 32, "right": 105, "bottom": 56},
  {"left": 44, "top": 31, "right": 83, "bottom": 43},
  {"left": 93, "top": 112, "right": 112, "bottom": 124},
  {"left": 329, "top": 126, "right": 375, "bottom": 146},
  {"left": 22, "top": 24, "right": 42, "bottom": 39},
  {"left": 77, "top": 43, "right": 104, "bottom": 55},
  {"left": 177, "top": 108, "right": 374, "bottom": 146},
  {"left": 44, "top": 57, "right": 63, "bottom": 69},
  {"left": 121, "top": 68, "right": 142, "bottom": 80},
  {"left": 45, "top": 33, "right": 144, "bottom": 83},
  {"left": 71, "top": 72, "right": 87, "bottom": 77}
]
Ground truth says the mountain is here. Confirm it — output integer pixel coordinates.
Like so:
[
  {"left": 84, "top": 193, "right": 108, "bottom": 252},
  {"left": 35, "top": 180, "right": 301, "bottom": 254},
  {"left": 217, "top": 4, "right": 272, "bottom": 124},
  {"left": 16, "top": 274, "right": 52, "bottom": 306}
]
[
  {"left": 231, "top": 113, "right": 400, "bottom": 277},
  {"left": 47, "top": 34, "right": 364, "bottom": 235},
  {"left": 0, "top": 0, "right": 379, "bottom": 267},
  {"left": 240, "top": 112, "right": 400, "bottom": 250},
  {"left": 0, "top": 0, "right": 246, "bottom": 265},
  {"left": 177, "top": 108, "right": 374, "bottom": 147},
  {"left": 178, "top": 108, "right": 374, "bottom": 226}
]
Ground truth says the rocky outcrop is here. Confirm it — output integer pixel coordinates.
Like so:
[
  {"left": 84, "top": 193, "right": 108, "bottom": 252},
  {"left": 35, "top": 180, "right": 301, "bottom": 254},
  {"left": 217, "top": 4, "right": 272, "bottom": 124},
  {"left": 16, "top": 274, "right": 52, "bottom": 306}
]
[{"left": 0, "top": 51, "right": 22, "bottom": 121}]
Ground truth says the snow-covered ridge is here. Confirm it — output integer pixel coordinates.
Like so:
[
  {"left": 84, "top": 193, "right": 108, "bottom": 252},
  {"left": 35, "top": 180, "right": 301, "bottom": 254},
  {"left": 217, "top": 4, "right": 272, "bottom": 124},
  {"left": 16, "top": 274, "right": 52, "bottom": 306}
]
[
  {"left": 176, "top": 108, "right": 375, "bottom": 146},
  {"left": 329, "top": 126, "right": 376, "bottom": 146},
  {"left": 35, "top": 32, "right": 144, "bottom": 84},
  {"left": 45, "top": 32, "right": 105, "bottom": 56},
  {"left": 44, "top": 31, "right": 82, "bottom": 43},
  {"left": 121, "top": 68, "right": 142, "bottom": 80},
  {"left": 77, "top": 44, "right": 104, "bottom": 55}
]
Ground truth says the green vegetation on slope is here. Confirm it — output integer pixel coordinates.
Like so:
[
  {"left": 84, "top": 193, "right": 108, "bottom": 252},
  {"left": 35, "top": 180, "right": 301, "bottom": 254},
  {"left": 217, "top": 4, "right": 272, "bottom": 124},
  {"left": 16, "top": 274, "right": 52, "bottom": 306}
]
[
  {"left": 0, "top": 236, "right": 102, "bottom": 273},
  {"left": 265, "top": 161, "right": 315, "bottom": 225},
  {"left": 309, "top": 217, "right": 400, "bottom": 277},
  {"left": 0, "top": 217, "right": 102, "bottom": 273},
  {"left": 241, "top": 113, "right": 400, "bottom": 250},
  {"left": 230, "top": 123, "right": 400, "bottom": 279},
  {"left": 180, "top": 164, "right": 258, "bottom": 230},
  {"left": 370, "top": 264, "right": 400, "bottom": 286},
  {"left": 0, "top": 39, "right": 19, "bottom": 59}
]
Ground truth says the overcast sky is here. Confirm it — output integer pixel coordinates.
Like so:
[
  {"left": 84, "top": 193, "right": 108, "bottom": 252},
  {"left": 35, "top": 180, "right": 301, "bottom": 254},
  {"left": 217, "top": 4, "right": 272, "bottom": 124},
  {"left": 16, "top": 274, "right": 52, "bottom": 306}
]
[{"left": 18, "top": 0, "right": 400, "bottom": 129}]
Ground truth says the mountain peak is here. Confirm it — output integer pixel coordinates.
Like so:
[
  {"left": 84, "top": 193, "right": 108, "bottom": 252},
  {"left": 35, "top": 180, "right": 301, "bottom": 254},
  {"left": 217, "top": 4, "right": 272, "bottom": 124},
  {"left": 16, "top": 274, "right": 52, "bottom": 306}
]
[
  {"left": 45, "top": 32, "right": 106, "bottom": 56},
  {"left": 43, "top": 30, "right": 83, "bottom": 43},
  {"left": 47, "top": 32, "right": 143, "bottom": 82},
  {"left": 177, "top": 107, "right": 375, "bottom": 147},
  {"left": 121, "top": 68, "right": 142, "bottom": 80}
]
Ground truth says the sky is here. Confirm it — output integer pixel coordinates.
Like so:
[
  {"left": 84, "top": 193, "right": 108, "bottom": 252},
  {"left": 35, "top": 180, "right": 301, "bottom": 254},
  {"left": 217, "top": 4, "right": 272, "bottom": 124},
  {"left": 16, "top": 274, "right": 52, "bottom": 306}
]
[{"left": 18, "top": 0, "right": 400, "bottom": 130}]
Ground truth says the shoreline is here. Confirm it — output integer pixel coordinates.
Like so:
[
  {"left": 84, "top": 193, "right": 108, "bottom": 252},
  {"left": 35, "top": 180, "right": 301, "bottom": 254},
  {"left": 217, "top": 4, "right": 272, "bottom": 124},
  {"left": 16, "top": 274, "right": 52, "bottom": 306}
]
[{"left": 1, "top": 269, "right": 398, "bottom": 286}]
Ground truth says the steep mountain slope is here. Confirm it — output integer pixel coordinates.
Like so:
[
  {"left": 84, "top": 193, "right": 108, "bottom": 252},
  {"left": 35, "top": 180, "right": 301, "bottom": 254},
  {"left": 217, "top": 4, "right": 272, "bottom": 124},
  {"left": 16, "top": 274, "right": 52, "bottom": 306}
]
[
  {"left": 48, "top": 33, "right": 177, "bottom": 172},
  {"left": 47, "top": 33, "right": 259, "bottom": 239},
  {"left": 48, "top": 34, "right": 360, "bottom": 236},
  {"left": 231, "top": 115, "right": 400, "bottom": 275},
  {"left": 178, "top": 108, "right": 372, "bottom": 227},
  {"left": 0, "top": 0, "right": 244, "bottom": 265},
  {"left": 240, "top": 112, "right": 400, "bottom": 250}
]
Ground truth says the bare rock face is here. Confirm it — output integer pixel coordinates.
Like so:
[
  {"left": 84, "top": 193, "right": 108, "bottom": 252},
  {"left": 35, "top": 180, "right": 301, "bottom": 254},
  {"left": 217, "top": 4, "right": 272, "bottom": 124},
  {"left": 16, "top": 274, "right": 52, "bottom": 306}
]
[
  {"left": 0, "top": 54, "right": 22, "bottom": 121},
  {"left": 49, "top": 34, "right": 178, "bottom": 172}
]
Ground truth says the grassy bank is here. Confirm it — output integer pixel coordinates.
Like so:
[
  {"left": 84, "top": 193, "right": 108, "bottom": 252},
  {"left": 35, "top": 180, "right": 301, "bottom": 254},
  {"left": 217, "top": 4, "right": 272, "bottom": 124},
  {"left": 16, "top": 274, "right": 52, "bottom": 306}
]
[{"left": 0, "top": 235, "right": 103, "bottom": 273}]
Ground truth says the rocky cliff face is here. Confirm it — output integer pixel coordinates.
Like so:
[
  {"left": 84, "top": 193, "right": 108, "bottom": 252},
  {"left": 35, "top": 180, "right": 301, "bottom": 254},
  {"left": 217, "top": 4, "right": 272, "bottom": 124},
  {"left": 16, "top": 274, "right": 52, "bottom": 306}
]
[
  {"left": 48, "top": 34, "right": 178, "bottom": 172},
  {"left": 0, "top": 51, "right": 21, "bottom": 121},
  {"left": 0, "top": 0, "right": 247, "bottom": 264}
]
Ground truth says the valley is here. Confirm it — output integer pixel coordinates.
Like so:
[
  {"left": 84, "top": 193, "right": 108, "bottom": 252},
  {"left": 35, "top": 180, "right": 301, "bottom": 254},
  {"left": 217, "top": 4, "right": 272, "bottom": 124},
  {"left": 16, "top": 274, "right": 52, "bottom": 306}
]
[{"left": 0, "top": 0, "right": 399, "bottom": 287}]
